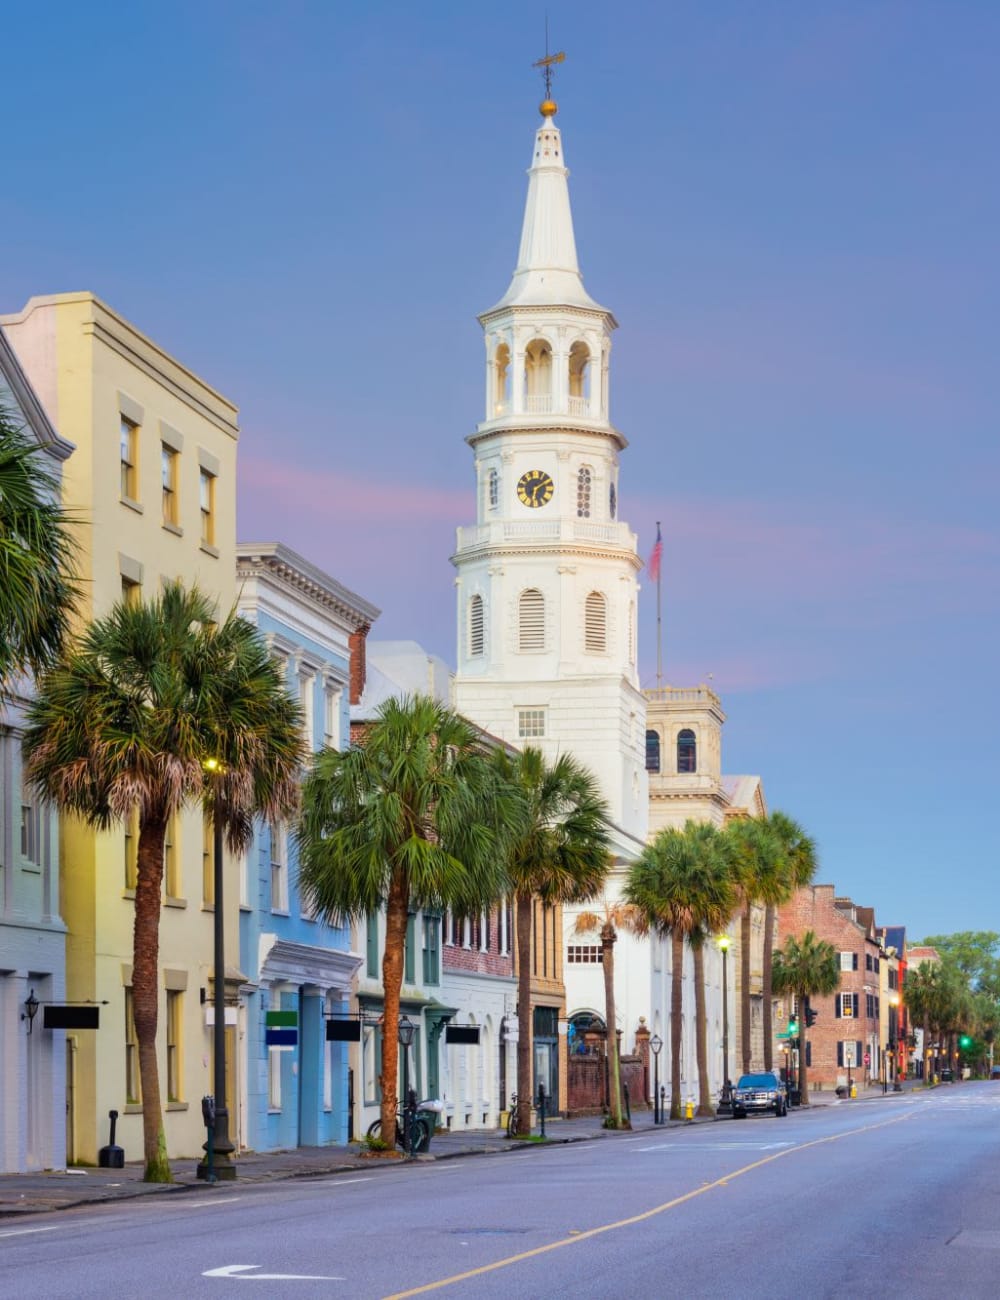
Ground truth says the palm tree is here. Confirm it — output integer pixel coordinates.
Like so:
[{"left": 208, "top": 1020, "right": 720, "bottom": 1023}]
[
  {"left": 0, "top": 404, "right": 78, "bottom": 687},
  {"left": 298, "top": 695, "right": 518, "bottom": 1147},
  {"left": 627, "top": 821, "right": 736, "bottom": 1119},
  {"left": 24, "top": 583, "right": 304, "bottom": 1181},
  {"left": 573, "top": 898, "right": 647, "bottom": 1128},
  {"left": 771, "top": 930, "right": 839, "bottom": 1104},
  {"left": 760, "top": 812, "right": 818, "bottom": 1069},
  {"left": 492, "top": 747, "right": 612, "bottom": 1136},
  {"left": 726, "top": 816, "right": 785, "bottom": 1075},
  {"left": 903, "top": 962, "right": 938, "bottom": 1084}
]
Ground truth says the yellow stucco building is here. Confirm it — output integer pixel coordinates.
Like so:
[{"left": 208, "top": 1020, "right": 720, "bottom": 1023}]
[{"left": 1, "top": 293, "right": 240, "bottom": 1164}]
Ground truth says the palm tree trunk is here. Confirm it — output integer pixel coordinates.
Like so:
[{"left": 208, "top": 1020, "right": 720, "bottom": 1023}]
[
  {"left": 692, "top": 943, "right": 713, "bottom": 1116},
  {"left": 798, "top": 985, "right": 810, "bottom": 1104},
  {"left": 923, "top": 1012, "right": 930, "bottom": 1085},
  {"left": 601, "top": 923, "right": 625, "bottom": 1128},
  {"left": 133, "top": 817, "right": 170, "bottom": 1182},
  {"left": 379, "top": 870, "right": 409, "bottom": 1142},
  {"left": 670, "top": 930, "right": 684, "bottom": 1120},
  {"left": 515, "top": 891, "right": 534, "bottom": 1135},
  {"left": 762, "top": 904, "right": 775, "bottom": 1071},
  {"left": 741, "top": 903, "right": 752, "bottom": 1074}
]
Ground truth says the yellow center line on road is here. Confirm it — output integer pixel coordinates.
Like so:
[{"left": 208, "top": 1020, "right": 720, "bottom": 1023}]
[{"left": 382, "top": 1111, "right": 915, "bottom": 1299}]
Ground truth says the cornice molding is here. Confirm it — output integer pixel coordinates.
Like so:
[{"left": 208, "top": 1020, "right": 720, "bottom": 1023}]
[
  {"left": 451, "top": 540, "right": 642, "bottom": 572},
  {"left": 237, "top": 542, "right": 380, "bottom": 629},
  {"left": 468, "top": 421, "right": 627, "bottom": 452}
]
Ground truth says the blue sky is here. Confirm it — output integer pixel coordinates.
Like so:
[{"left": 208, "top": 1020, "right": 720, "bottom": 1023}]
[{"left": 3, "top": 2, "right": 997, "bottom": 940}]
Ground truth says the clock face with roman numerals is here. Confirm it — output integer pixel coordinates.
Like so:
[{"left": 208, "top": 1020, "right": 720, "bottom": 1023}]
[{"left": 517, "top": 469, "right": 554, "bottom": 509}]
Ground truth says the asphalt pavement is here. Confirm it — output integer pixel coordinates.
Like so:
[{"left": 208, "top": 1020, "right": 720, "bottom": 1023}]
[{"left": 0, "top": 1081, "right": 915, "bottom": 1219}]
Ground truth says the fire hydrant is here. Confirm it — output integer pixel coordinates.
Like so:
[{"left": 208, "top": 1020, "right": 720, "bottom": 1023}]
[
  {"left": 685, "top": 1097, "right": 695, "bottom": 1121},
  {"left": 849, "top": 1081, "right": 857, "bottom": 1099}
]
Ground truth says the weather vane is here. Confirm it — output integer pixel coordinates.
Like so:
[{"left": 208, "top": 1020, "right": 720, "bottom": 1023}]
[{"left": 533, "top": 21, "right": 565, "bottom": 117}]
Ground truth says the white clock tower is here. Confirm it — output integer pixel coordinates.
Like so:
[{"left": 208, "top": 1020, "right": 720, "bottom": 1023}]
[{"left": 452, "top": 94, "right": 647, "bottom": 841}]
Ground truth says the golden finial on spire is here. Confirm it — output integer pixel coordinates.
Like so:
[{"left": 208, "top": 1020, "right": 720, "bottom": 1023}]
[{"left": 533, "top": 25, "right": 565, "bottom": 119}]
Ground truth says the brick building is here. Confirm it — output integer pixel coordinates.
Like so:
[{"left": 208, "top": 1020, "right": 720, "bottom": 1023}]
[{"left": 777, "top": 886, "right": 887, "bottom": 1091}]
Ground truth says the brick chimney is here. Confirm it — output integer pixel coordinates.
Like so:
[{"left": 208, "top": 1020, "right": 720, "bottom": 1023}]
[{"left": 349, "top": 624, "right": 370, "bottom": 705}]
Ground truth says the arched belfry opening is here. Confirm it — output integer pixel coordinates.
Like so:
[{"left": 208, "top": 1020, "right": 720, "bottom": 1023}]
[
  {"left": 568, "top": 341, "right": 591, "bottom": 415},
  {"left": 524, "top": 339, "right": 553, "bottom": 413},
  {"left": 493, "top": 343, "right": 511, "bottom": 416}
]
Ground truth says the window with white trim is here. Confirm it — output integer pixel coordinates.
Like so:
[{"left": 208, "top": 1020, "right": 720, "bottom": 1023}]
[
  {"left": 584, "top": 592, "right": 607, "bottom": 653},
  {"left": 270, "top": 822, "right": 288, "bottom": 912},
  {"left": 468, "top": 594, "right": 484, "bottom": 657},
  {"left": 518, "top": 589, "right": 545, "bottom": 651},
  {"left": 840, "top": 951, "right": 858, "bottom": 972},
  {"left": 324, "top": 684, "right": 342, "bottom": 749},
  {"left": 120, "top": 417, "right": 138, "bottom": 500},
  {"left": 517, "top": 709, "right": 546, "bottom": 739},
  {"left": 567, "top": 944, "right": 603, "bottom": 964},
  {"left": 299, "top": 671, "right": 315, "bottom": 751},
  {"left": 161, "top": 444, "right": 178, "bottom": 526},
  {"left": 199, "top": 468, "right": 216, "bottom": 546}
]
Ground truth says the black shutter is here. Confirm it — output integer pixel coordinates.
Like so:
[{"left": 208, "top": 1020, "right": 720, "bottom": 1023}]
[
  {"left": 835, "top": 995, "right": 841, "bottom": 1019},
  {"left": 806, "top": 1041, "right": 812, "bottom": 1068},
  {"left": 837, "top": 1042, "right": 843, "bottom": 1067},
  {"left": 853, "top": 993, "right": 860, "bottom": 1018},
  {"left": 853, "top": 953, "right": 859, "bottom": 970}
]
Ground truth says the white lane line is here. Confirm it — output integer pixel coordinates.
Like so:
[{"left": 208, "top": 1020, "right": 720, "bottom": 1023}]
[
  {"left": 176, "top": 1196, "right": 243, "bottom": 1208},
  {"left": 635, "top": 1141, "right": 794, "bottom": 1152},
  {"left": 0, "top": 1225, "right": 61, "bottom": 1239},
  {"left": 203, "top": 1264, "right": 344, "bottom": 1280}
]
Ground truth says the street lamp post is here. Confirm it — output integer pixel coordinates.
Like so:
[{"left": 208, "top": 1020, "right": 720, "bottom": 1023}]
[
  {"left": 650, "top": 1034, "right": 662, "bottom": 1124},
  {"left": 198, "top": 765, "right": 235, "bottom": 1180},
  {"left": 398, "top": 1015, "right": 416, "bottom": 1156},
  {"left": 717, "top": 935, "right": 733, "bottom": 1116}
]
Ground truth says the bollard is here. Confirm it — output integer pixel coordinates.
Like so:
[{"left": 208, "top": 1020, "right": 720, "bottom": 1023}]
[
  {"left": 623, "top": 1081, "right": 631, "bottom": 1125},
  {"left": 98, "top": 1109, "right": 125, "bottom": 1169},
  {"left": 659, "top": 1085, "right": 666, "bottom": 1125},
  {"left": 537, "top": 1082, "right": 547, "bottom": 1139}
]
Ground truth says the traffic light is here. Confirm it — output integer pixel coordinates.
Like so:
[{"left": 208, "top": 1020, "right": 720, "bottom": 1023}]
[
  {"left": 787, "top": 1017, "right": 799, "bottom": 1037},
  {"left": 960, "top": 1035, "right": 972, "bottom": 1048},
  {"left": 806, "top": 1007, "right": 818, "bottom": 1028}
]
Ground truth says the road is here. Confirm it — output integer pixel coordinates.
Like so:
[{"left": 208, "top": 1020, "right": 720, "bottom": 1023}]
[{"left": 3, "top": 1085, "right": 999, "bottom": 1299}]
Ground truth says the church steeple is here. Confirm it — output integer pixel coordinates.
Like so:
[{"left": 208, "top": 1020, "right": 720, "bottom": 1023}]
[{"left": 489, "top": 107, "right": 607, "bottom": 314}]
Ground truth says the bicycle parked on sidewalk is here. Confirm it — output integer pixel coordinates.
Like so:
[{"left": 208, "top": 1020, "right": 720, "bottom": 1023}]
[
  {"left": 506, "top": 1093, "right": 522, "bottom": 1138},
  {"left": 366, "top": 1104, "right": 430, "bottom": 1153}
]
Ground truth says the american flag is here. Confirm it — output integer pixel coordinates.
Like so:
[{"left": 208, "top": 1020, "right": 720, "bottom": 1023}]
[{"left": 648, "top": 523, "right": 663, "bottom": 582}]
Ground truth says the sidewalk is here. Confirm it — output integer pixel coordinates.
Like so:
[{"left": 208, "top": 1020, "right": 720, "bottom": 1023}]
[{"left": 0, "top": 1086, "right": 909, "bottom": 1220}]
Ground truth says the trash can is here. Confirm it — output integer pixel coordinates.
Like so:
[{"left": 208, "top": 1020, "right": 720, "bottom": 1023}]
[
  {"left": 417, "top": 1099, "right": 444, "bottom": 1150},
  {"left": 788, "top": 1088, "right": 801, "bottom": 1108}
]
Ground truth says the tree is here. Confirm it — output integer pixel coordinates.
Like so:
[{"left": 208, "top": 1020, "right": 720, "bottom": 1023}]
[
  {"left": 904, "top": 962, "right": 940, "bottom": 1085},
  {"left": 771, "top": 930, "right": 839, "bottom": 1104},
  {"left": 0, "top": 403, "right": 78, "bottom": 687},
  {"left": 725, "top": 816, "right": 786, "bottom": 1075},
  {"left": 573, "top": 899, "right": 647, "bottom": 1128},
  {"left": 24, "top": 583, "right": 304, "bottom": 1181},
  {"left": 492, "top": 747, "right": 611, "bottom": 1136},
  {"left": 759, "top": 813, "right": 817, "bottom": 1069},
  {"left": 626, "top": 821, "right": 736, "bottom": 1119},
  {"left": 299, "top": 695, "right": 518, "bottom": 1146}
]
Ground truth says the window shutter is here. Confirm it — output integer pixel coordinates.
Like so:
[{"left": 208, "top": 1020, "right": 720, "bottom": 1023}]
[
  {"left": 835, "top": 996, "right": 841, "bottom": 1019},
  {"left": 468, "top": 595, "right": 484, "bottom": 656},
  {"left": 584, "top": 592, "right": 607, "bottom": 652},
  {"left": 853, "top": 953, "right": 859, "bottom": 970},
  {"left": 837, "top": 1042, "right": 843, "bottom": 1067},
  {"left": 856, "top": 1041, "right": 863, "bottom": 1067},
  {"left": 805, "top": 1042, "right": 812, "bottom": 1068},
  {"left": 519, "top": 589, "right": 545, "bottom": 651},
  {"left": 853, "top": 993, "right": 859, "bottom": 1018}
]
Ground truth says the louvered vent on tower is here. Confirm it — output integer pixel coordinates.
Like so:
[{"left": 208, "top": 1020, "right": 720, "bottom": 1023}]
[
  {"left": 518, "top": 589, "right": 545, "bottom": 651},
  {"left": 584, "top": 592, "right": 607, "bottom": 653},
  {"left": 469, "top": 594, "right": 485, "bottom": 656}
]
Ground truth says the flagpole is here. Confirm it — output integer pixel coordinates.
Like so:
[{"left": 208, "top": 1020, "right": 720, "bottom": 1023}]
[{"left": 656, "top": 519, "right": 662, "bottom": 686}]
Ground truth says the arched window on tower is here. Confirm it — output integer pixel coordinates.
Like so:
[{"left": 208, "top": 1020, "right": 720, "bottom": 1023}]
[
  {"left": 677, "top": 729, "right": 697, "bottom": 774},
  {"left": 568, "top": 341, "right": 591, "bottom": 416},
  {"left": 488, "top": 468, "right": 499, "bottom": 510},
  {"left": 468, "top": 594, "right": 485, "bottom": 657},
  {"left": 493, "top": 343, "right": 511, "bottom": 416},
  {"left": 645, "top": 730, "right": 661, "bottom": 773},
  {"left": 609, "top": 481, "right": 617, "bottom": 519},
  {"left": 576, "top": 466, "right": 592, "bottom": 518},
  {"left": 584, "top": 592, "right": 607, "bottom": 653},
  {"left": 524, "top": 339, "right": 553, "bottom": 414},
  {"left": 518, "top": 589, "right": 545, "bottom": 651}
]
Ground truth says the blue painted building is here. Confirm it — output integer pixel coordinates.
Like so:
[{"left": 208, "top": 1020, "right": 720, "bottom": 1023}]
[
  {"left": 0, "top": 328, "right": 74, "bottom": 1171},
  {"left": 236, "top": 542, "right": 378, "bottom": 1150}
]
